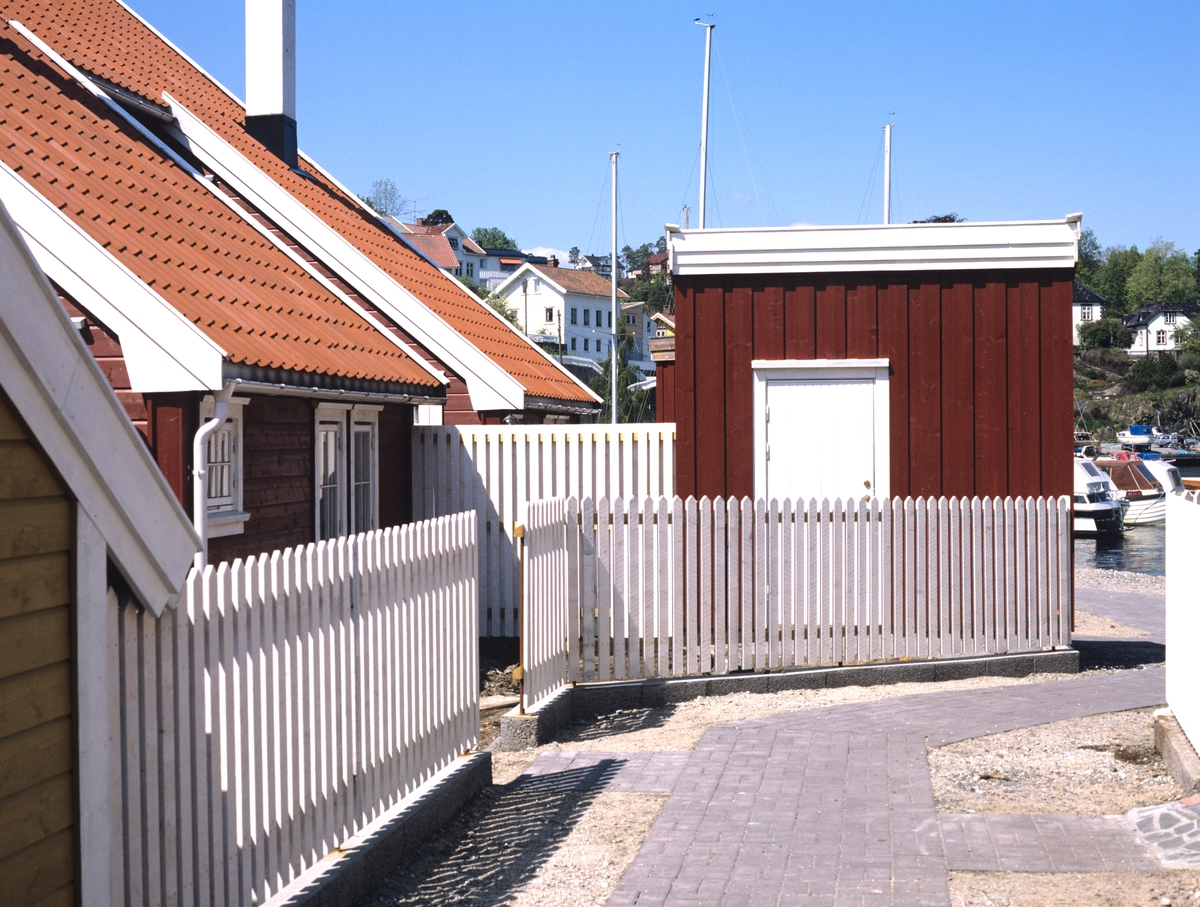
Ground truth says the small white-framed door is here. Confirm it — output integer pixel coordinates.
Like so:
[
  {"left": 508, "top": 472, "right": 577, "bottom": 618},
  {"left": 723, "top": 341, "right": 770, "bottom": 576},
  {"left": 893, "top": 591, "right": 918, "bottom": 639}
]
[{"left": 753, "top": 359, "right": 890, "bottom": 503}]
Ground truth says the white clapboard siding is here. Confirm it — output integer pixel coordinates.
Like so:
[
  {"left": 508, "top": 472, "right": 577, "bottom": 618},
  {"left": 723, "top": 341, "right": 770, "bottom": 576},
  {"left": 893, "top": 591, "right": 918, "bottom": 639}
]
[
  {"left": 413, "top": 424, "right": 676, "bottom": 637},
  {"left": 1168, "top": 493, "right": 1200, "bottom": 753},
  {"left": 108, "top": 514, "right": 478, "bottom": 907},
  {"left": 522, "top": 495, "right": 1071, "bottom": 689}
]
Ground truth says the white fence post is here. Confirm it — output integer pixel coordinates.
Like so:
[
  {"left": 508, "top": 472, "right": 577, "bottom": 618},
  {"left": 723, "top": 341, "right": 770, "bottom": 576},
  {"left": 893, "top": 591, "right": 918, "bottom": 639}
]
[{"left": 1168, "top": 493, "right": 1200, "bottom": 749}]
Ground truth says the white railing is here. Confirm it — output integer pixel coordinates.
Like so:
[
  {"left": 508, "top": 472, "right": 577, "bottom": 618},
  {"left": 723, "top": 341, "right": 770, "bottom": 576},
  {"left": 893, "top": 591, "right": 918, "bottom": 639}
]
[
  {"left": 520, "top": 495, "right": 1070, "bottom": 698},
  {"left": 109, "top": 514, "right": 478, "bottom": 907},
  {"left": 412, "top": 424, "right": 675, "bottom": 637},
  {"left": 1167, "top": 493, "right": 1200, "bottom": 749},
  {"left": 520, "top": 499, "right": 570, "bottom": 710}
]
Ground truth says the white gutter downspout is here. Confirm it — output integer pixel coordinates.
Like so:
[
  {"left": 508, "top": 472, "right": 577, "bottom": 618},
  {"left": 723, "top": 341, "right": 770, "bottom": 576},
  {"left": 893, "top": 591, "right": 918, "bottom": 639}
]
[{"left": 192, "top": 381, "right": 236, "bottom": 569}]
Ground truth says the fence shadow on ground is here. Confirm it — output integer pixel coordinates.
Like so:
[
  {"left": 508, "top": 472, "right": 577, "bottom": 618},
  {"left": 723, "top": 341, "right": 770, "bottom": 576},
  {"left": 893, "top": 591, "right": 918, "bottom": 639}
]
[
  {"left": 550, "top": 705, "right": 678, "bottom": 743},
  {"left": 361, "top": 761, "right": 625, "bottom": 906},
  {"left": 1074, "top": 637, "right": 1165, "bottom": 672}
]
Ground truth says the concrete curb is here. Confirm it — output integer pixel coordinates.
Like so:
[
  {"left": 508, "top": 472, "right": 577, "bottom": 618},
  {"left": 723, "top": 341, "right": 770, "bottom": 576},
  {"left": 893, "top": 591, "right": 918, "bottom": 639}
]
[
  {"left": 1154, "top": 712, "right": 1200, "bottom": 794},
  {"left": 496, "top": 648, "right": 1079, "bottom": 749},
  {"left": 273, "top": 752, "right": 492, "bottom": 907}
]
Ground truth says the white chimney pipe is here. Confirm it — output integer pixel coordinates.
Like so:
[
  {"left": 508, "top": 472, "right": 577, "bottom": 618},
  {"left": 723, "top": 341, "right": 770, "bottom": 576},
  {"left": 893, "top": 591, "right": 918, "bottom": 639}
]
[{"left": 245, "top": 0, "right": 297, "bottom": 165}]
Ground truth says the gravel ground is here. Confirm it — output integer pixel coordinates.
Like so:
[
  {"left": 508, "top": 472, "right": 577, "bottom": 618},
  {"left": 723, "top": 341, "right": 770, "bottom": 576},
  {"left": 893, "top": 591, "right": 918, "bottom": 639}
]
[
  {"left": 372, "top": 568, "right": 1172, "bottom": 906},
  {"left": 929, "top": 707, "right": 1181, "bottom": 815}
]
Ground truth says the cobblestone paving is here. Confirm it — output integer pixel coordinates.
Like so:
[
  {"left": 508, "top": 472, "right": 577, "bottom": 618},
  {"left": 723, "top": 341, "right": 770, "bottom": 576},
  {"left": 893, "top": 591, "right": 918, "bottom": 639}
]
[
  {"left": 937, "top": 813, "right": 1160, "bottom": 872},
  {"left": 1130, "top": 794, "right": 1200, "bottom": 867}
]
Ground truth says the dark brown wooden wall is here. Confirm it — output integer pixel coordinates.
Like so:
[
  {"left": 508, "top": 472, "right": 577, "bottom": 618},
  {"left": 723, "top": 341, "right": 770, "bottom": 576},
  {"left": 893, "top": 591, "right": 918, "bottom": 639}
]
[
  {"left": 656, "top": 360, "right": 676, "bottom": 423},
  {"left": 673, "top": 271, "right": 1074, "bottom": 502},
  {"left": 380, "top": 403, "right": 413, "bottom": 528}
]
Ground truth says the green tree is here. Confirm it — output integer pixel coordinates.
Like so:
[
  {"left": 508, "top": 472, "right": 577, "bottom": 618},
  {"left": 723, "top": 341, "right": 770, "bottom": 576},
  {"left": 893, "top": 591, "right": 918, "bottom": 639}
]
[
  {"left": 482, "top": 290, "right": 520, "bottom": 326},
  {"left": 1075, "top": 228, "right": 1103, "bottom": 290},
  {"left": 568, "top": 246, "right": 581, "bottom": 265},
  {"left": 1169, "top": 317, "right": 1200, "bottom": 355},
  {"left": 471, "top": 227, "right": 519, "bottom": 250},
  {"left": 1126, "top": 353, "right": 1185, "bottom": 391},
  {"left": 588, "top": 328, "right": 652, "bottom": 423},
  {"left": 1093, "top": 245, "right": 1142, "bottom": 315},
  {"left": 1124, "top": 239, "right": 1197, "bottom": 308},
  {"left": 626, "top": 272, "right": 673, "bottom": 314},
  {"left": 623, "top": 242, "right": 654, "bottom": 274},
  {"left": 912, "top": 213, "right": 965, "bottom": 223},
  {"left": 1078, "top": 317, "right": 1132, "bottom": 350},
  {"left": 459, "top": 274, "right": 488, "bottom": 300},
  {"left": 424, "top": 208, "right": 453, "bottom": 226},
  {"left": 359, "top": 178, "right": 403, "bottom": 217}
]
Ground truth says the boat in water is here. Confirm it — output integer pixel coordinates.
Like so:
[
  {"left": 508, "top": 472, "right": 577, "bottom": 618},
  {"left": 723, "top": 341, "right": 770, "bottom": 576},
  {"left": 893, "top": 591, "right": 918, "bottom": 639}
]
[
  {"left": 1073, "top": 459, "right": 1125, "bottom": 535},
  {"left": 1094, "top": 458, "right": 1167, "bottom": 525},
  {"left": 1116, "top": 425, "right": 1154, "bottom": 449},
  {"left": 1139, "top": 456, "right": 1185, "bottom": 495}
]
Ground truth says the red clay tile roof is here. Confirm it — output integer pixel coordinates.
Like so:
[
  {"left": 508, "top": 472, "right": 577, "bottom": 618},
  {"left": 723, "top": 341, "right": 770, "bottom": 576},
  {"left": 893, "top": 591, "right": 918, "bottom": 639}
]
[
  {"left": 529, "top": 264, "right": 631, "bottom": 299},
  {"left": 0, "top": 0, "right": 594, "bottom": 406},
  {"left": 401, "top": 232, "right": 460, "bottom": 270},
  {"left": 0, "top": 23, "right": 439, "bottom": 390},
  {"left": 462, "top": 236, "right": 486, "bottom": 255}
]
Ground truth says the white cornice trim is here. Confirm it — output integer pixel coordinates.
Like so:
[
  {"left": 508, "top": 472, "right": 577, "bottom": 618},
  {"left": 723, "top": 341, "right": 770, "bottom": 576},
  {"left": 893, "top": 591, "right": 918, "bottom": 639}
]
[
  {"left": 0, "top": 160, "right": 225, "bottom": 391},
  {"left": 667, "top": 217, "right": 1082, "bottom": 276},
  {"left": 0, "top": 199, "right": 200, "bottom": 614},
  {"left": 166, "top": 99, "right": 526, "bottom": 412}
]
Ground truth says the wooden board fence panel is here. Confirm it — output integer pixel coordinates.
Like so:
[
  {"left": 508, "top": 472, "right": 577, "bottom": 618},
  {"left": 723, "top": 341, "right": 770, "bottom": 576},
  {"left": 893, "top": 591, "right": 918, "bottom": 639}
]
[
  {"left": 1167, "top": 493, "right": 1200, "bottom": 752},
  {"left": 109, "top": 514, "right": 478, "bottom": 907},
  {"left": 526, "top": 496, "right": 1071, "bottom": 687},
  {"left": 414, "top": 424, "right": 676, "bottom": 636}
]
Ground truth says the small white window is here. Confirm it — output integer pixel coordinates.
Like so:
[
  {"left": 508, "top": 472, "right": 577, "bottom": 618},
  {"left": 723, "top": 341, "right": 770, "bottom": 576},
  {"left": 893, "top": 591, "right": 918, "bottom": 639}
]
[
  {"left": 1166, "top": 311, "right": 1177, "bottom": 324},
  {"left": 583, "top": 309, "right": 591, "bottom": 326},
  {"left": 1157, "top": 329, "right": 1168, "bottom": 345},
  {"left": 315, "top": 404, "right": 380, "bottom": 540},
  {"left": 466, "top": 261, "right": 474, "bottom": 277},
  {"left": 454, "top": 266, "right": 462, "bottom": 277},
  {"left": 448, "top": 237, "right": 459, "bottom": 250},
  {"left": 1080, "top": 305, "right": 1092, "bottom": 321},
  {"left": 545, "top": 307, "right": 554, "bottom": 323},
  {"left": 570, "top": 308, "right": 578, "bottom": 325},
  {"left": 201, "top": 396, "right": 251, "bottom": 538},
  {"left": 571, "top": 337, "right": 577, "bottom": 351}
]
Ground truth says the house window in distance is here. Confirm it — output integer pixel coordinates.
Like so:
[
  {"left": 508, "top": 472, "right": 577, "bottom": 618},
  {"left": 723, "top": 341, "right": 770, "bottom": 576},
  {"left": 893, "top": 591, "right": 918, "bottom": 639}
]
[
  {"left": 1157, "top": 329, "right": 1168, "bottom": 345},
  {"left": 466, "top": 262, "right": 474, "bottom": 277},
  {"left": 202, "top": 396, "right": 249, "bottom": 538},
  {"left": 449, "top": 237, "right": 458, "bottom": 250},
  {"left": 584, "top": 338, "right": 589, "bottom": 351},
  {"left": 596, "top": 309, "right": 602, "bottom": 326},
  {"left": 571, "top": 337, "right": 576, "bottom": 350},
  {"left": 625, "top": 314, "right": 635, "bottom": 325},
  {"left": 570, "top": 308, "right": 577, "bottom": 325},
  {"left": 583, "top": 309, "right": 590, "bottom": 326},
  {"left": 1080, "top": 305, "right": 1092, "bottom": 321},
  {"left": 545, "top": 307, "right": 554, "bottom": 323},
  {"left": 1166, "top": 312, "right": 1177, "bottom": 324}
]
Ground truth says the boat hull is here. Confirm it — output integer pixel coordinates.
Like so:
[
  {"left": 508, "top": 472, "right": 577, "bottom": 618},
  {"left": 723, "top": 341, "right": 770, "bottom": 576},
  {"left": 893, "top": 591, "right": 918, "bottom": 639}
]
[
  {"left": 1121, "top": 493, "right": 1166, "bottom": 526},
  {"left": 1073, "top": 503, "right": 1125, "bottom": 536}
]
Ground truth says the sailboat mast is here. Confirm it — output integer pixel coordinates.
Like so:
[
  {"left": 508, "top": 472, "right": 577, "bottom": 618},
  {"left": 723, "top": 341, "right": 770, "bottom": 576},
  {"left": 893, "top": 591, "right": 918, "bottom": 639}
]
[
  {"left": 697, "top": 19, "right": 715, "bottom": 228},
  {"left": 883, "top": 122, "right": 893, "bottom": 224},
  {"left": 610, "top": 150, "right": 619, "bottom": 425}
]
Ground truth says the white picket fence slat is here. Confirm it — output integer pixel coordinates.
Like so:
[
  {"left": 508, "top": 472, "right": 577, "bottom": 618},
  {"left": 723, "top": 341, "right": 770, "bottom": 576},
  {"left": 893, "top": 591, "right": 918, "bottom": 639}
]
[
  {"left": 520, "top": 495, "right": 1072, "bottom": 707},
  {"left": 413, "top": 424, "right": 676, "bottom": 636},
  {"left": 108, "top": 513, "right": 478, "bottom": 907},
  {"left": 1168, "top": 493, "right": 1200, "bottom": 753}
]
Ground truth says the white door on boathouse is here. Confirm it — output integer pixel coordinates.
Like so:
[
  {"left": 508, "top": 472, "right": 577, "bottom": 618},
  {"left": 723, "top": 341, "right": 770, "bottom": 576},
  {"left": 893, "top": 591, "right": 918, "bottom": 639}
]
[{"left": 752, "top": 359, "right": 891, "bottom": 504}]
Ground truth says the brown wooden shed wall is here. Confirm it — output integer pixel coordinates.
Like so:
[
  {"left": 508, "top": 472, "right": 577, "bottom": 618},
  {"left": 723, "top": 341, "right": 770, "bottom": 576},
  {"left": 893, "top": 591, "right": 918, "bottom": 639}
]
[
  {"left": 673, "top": 271, "right": 1074, "bottom": 502},
  {"left": 0, "top": 388, "right": 77, "bottom": 907}
]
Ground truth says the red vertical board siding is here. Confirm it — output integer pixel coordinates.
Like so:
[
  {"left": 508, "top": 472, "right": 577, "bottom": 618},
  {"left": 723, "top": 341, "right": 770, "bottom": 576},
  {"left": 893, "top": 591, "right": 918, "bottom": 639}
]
[
  {"left": 877, "top": 281, "right": 910, "bottom": 497},
  {"left": 1040, "top": 277, "right": 1074, "bottom": 496},
  {"left": 784, "top": 281, "right": 816, "bottom": 360},
  {"left": 907, "top": 282, "right": 942, "bottom": 496},
  {"left": 694, "top": 280, "right": 727, "bottom": 497},
  {"left": 1008, "top": 278, "right": 1042, "bottom": 495},
  {"left": 726, "top": 279, "right": 755, "bottom": 498},
  {"left": 675, "top": 279, "right": 697, "bottom": 498},
  {"left": 845, "top": 282, "right": 878, "bottom": 360},
  {"left": 815, "top": 283, "right": 848, "bottom": 359},
  {"left": 754, "top": 279, "right": 785, "bottom": 361},
  {"left": 379, "top": 403, "right": 413, "bottom": 529},
  {"left": 655, "top": 360, "right": 676, "bottom": 423},
  {"left": 973, "top": 278, "right": 1009, "bottom": 497},
  {"left": 940, "top": 281, "right": 975, "bottom": 497}
]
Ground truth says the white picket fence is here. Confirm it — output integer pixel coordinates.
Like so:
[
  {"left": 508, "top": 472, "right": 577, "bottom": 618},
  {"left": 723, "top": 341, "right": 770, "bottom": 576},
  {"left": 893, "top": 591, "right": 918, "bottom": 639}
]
[
  {"left": 521, "top": 495, "right": 1071, "bottom": 704},
  {"left": 412, "top": 424, "right": 675, "bottom": 637},
  {"left": 521, "top": 499, "right": 570, "bottom": 710},
  {"left": 108, "top": 514, "right": 478, "bottom": 907},
  {"left": 1167, "top": 492, "right": 1200, "bottom": 751}
]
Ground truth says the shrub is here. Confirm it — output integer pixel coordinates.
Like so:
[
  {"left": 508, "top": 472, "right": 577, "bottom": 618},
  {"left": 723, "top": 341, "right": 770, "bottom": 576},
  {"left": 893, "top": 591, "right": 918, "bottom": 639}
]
[{"left": 1079, "top": 317, "right": 1133, "bottom": 350}]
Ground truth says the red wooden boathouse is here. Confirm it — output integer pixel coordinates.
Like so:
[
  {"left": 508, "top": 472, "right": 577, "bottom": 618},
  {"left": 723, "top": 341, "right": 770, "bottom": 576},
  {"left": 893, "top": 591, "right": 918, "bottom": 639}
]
[{"left": 661, "top": 217, "right": 1081, "bottom": 503}]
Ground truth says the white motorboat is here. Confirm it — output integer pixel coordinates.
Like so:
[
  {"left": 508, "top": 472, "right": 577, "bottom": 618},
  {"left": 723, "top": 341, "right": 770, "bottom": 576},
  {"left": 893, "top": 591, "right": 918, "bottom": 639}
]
[
  {"left": 1138, "top": 457, "right": 1185, "bottom": 495},
  {"left": 1094, "top": 459, "right": 1167, "bottom": 525},
  {"left": 1116, "top": 425, "right": 1154, "bottom": 449},
  {"left": 1073, "top": 460, "right": 1125, "bottom": 535}
]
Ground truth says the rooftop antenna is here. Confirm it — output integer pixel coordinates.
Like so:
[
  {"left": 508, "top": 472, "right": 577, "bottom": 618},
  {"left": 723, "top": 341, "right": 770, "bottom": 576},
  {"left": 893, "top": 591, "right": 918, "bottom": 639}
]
[
  {"left": 682, "top": 203, "right": 691, "bottom": 230},
  {"left": 882, "top": 117, "right": 894, "bottom": 224},
  {"left": 695, "top": 16, "right": 715, "bottom": 228}
]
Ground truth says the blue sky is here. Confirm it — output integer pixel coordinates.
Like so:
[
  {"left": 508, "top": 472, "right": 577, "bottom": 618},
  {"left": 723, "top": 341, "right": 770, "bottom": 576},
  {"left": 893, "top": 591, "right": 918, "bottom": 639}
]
[{"left": 131, "top": 0, "right": 1199, "bottom": 260}]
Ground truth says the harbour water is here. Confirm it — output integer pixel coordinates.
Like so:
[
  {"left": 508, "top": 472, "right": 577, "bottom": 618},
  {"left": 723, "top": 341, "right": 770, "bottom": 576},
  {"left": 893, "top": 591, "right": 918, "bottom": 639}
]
[{"left": 1074, "top": 523, "right": 1164, "bottom": 576}]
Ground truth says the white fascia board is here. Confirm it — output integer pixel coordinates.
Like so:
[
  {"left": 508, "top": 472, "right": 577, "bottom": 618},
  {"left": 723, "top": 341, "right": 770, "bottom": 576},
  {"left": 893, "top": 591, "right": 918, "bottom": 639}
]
[
  {"left": 0, "top": 160, "right": 224, "bottom": 392},
  {"left": 166, "top": 99, "right": 524, "bottom": 412},
  {"left": 668, "top": 217, "right": 1082, "bottom": 276},
  {"left": 493, "top": 263, "right": 538, "bottom": 297},
  {"left": 0, "top": 200, "right": 200, "bottom": 615}
]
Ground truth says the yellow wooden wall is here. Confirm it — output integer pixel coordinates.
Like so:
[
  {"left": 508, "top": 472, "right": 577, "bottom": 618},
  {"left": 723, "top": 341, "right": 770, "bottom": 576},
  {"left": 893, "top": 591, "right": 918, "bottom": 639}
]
[{"left": 0, "top": 387, "right": 77, "bottom": 906}]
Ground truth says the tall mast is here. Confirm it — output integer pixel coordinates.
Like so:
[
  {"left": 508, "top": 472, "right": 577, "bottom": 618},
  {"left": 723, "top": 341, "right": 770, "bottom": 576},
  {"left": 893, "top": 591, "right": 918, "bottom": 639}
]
[
  {"left": 883, "top": 122, "right": 893, "bottom": 224},
  {"left": 610, "top": 151, "right": 619, "bottom": 425},
  {"left": 696, "top": 19, "right": 715, "bottom": 228}
]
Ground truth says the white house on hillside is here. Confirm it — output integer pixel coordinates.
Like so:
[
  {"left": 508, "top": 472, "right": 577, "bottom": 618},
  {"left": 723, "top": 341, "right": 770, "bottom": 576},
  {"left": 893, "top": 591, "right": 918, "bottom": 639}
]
[
  {"left": 387, "top": 218, "right": 488, "bottom": 282},
  {"left": 496, "top": 263, "right": 630, "bottom": 369},
  {"left": 1072, "top": 280, "right": 1105, "bottom": 345},
  {"left": 1124, "top": 300, "right": 1200, "bottom": 356}
]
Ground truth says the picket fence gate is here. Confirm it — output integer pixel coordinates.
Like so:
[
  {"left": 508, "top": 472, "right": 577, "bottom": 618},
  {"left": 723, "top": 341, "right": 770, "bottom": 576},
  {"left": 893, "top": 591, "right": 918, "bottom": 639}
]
[
  {"left": 521, "top": 495, "right": 1072, "bottom": 708},
  {"left": 109, "top": 513, "right": 478, "bottom": 907},
  {"left": 1167, "top": 492, "right": 1200, "bottom": 752},
  {"left": 412, "top": 424, "right": 674, "bottom": 637}
]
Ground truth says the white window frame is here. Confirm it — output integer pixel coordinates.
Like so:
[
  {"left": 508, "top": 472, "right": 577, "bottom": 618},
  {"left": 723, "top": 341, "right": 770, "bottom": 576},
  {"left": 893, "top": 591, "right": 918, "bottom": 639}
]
[
  {"left": 544, "top": 307, "right": 554, "bottom": 323},
  {"left": 1080, "top": 304, "right": 1092, "bottom": 322},
  {"left": 314, "top": 402, "right": 381, "bottom": 541},
  {"left": 1166, "top": 311, "right": 1177, "bottom": 324},
  {"left": 201, "top": 395, "right": 251, "bottom": 538},
  {"left": 1157, "top": 329, "right": 1168, "bottom": 346},
  {"left": 751, "top": 359, "right": 890, "bottom": 502}
]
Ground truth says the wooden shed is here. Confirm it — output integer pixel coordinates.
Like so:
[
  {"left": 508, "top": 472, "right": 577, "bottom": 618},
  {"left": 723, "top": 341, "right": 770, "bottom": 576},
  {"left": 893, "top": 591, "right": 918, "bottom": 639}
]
[
  {"left": 662, "top": 217, "right": 1081, "bottom": 502},
  {"left": 0, "top": 202, "right": 198, "bottom": 906}
]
